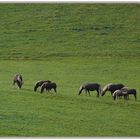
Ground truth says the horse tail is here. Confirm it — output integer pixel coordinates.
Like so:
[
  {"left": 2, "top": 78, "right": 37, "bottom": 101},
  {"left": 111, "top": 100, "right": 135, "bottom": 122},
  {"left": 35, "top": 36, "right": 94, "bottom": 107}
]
[
  {"left": 78, "top": 85, "right": 84, "bottom": 95},
  {"left": 98, "top": 84, "right": 102, "bottom": 95}
]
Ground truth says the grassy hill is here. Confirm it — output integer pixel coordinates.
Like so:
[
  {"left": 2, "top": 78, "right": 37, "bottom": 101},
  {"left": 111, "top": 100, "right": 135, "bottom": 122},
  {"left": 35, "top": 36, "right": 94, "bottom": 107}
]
[
  {"left": 0, "top": 4, "right": 139, "bottom": 59},
  {"left": 0, "top": 4, "right": 140, "bottom": 136}
]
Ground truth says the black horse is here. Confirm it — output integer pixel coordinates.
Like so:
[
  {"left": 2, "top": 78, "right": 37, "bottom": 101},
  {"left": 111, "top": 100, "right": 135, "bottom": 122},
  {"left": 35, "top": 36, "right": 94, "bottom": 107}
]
[
  {"left": 122, "top": 88, "right": 137, "bottom": 100},
  {"left": 127, "top": 89, "right": 137, "bottom": 100},
  {"left": 13, "top": 74, "right": 23, "bottom": 89},
  {"left": 112, "top": 89, "right": 128, "bottom": 101},
  {"left": 40, "top": 82, "right": 57, "bottom": 94},
  {"left": 34, "top": 80, "right": 51, "bottom": 92},
  {"left": 78, "top": 83, "right": 101, "bottom": 97},
  {"left": 101, "top": 83, "right": 125, "bottom": 96}
]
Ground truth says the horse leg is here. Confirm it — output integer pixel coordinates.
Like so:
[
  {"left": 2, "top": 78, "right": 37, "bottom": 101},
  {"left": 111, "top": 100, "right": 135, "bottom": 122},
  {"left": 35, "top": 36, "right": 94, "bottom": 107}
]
[
  {"left": 127, "top": 95, "right": 129, "bottom": 100},
  {"left": 124, "top": 95, "right": 127, "bottom": 100},
  {"left": 49, "top": 89, "right": 53, "bottom": 94},
  {"left": 134, "top": 94, "right": 137, "bottom": 101},
  {"left": 126, "top": 94, "right": 129, "bottom": 100},
  {"left": 46, "top": 87, "right": 50, "bottom": 94},
  {"left": 124, "top": 94, "right": 128, "bottom": 100},
  {"left": 116, "top": 94, "right": 119, "bottom": 100},
  {"left": 17, "top": 81, "right": 21, "bottom": 89},
  {"left": 13, "top": 80, "right": 16, "bottom": 85},
  {"left": 96, "top": 90, "right": 99, "bottom": 97},
  {"left": 127, "top": 94, "right": 129, "bottom": 100},
  {"left": 88, "top": 90, "right": 91, "bottom": 96},
  {"left": 111, "top": 91, "right": 114, "bottom": 95},
  {"left": 85, "top": 90, "right": 87, "bottom": 96},
  {"left": 54, "top": 88, "right": 57, "bottom": 94},
  {"left": 47, "top": 89, "right": 50, "bottom": 94},
  {"left": 114, "top": 95, "right": 116, "bottom": 101},
  {"left": 124, "top": 95, "right": 126, "bottom": 100}
]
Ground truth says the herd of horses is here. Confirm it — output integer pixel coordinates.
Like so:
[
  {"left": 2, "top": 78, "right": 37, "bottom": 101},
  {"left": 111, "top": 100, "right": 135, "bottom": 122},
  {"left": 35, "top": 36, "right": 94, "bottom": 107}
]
[{"left": 13, "top": 74, "right": 137, "bottom": 101}]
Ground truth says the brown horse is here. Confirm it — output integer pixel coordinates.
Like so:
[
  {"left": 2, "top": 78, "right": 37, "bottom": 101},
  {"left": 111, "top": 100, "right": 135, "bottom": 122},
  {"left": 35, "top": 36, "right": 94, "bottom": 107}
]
[
  {"left": 13, "top": 74, "right": 23, "bottom": 89},
  {"left": 34, "top": 80, "right": 51, "bottom": 92},
  {"left": 78, "top": 83, "right": 101, "bottom": 97},
  {"left": 40, "top": 82, "right": 57, "bottom": 94},
  {"left": 101, "top": 83, "right": 125, "bottom": 96}
]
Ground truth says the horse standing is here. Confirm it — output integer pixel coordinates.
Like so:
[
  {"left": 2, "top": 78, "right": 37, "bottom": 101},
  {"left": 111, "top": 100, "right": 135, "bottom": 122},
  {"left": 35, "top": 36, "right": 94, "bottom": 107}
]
[
  {"left": 128, "top": 89, "right": 137, "bottom": 100},
  {"left": 40, "top": 82, "right": 57, "bottom": 94},
  {"left": 13, "top": 74, "right": 23, "bottom": 89},
  {"left": 120, "top": 87, "right": 137, "bottom": 100},
  {"left": 101, "top": 83, "right": 125, "bottom": 96},
  {"left": 34, "top": 80, "right": 51, "bottom": 92},
  {"left": 78, "top": 83, "right": 101, "bottom": 97}
]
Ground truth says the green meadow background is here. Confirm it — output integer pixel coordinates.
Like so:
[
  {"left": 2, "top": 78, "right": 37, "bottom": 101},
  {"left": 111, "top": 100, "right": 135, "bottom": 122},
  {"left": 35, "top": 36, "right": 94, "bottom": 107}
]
[{"left": 0, "top": 4, "right": 140, "bottom": 136}]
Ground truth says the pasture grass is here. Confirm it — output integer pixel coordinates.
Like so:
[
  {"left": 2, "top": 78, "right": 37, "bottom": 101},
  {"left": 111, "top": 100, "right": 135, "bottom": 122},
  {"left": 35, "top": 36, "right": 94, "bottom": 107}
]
[
  {"left": 0, "top": 3, "right": 139, "bottom": 136},
  {"left": 0, "top": 58, "right": 140, "bottom": 136},
  {"left": 0, "top": 4, "right": 139, "bottom": 59}
]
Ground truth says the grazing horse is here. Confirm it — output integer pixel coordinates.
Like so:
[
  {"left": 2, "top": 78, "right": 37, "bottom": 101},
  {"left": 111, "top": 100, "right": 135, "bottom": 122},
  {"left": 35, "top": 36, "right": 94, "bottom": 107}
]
[
  {"left": 127, "top": 89, "right": 137, "bottom": 100},
  {"left": 78, "top": 83, "right": 101, "bottom": 97},
  {"left": 120, "top": 87, "right": 137, "bottom": 100},
  {"left": 13, "top": 74, "right": 23, "bottom": 89},
  {"left": 40, "top": 82, "right": 57, "bottom": 94},
  {"left": 101, "top": 83, "right": 125, "bottom": 96},
  {"left": 112, "top": 89, "right": 128, "bottom": 101},
  {"left": 34, "top": 80, "right": 51, "bottom": 92}
]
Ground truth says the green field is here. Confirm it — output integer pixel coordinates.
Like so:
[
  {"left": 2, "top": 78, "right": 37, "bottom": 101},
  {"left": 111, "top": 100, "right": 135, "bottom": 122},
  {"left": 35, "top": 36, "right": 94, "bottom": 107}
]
[{"left": 0, "top": 4, "right": 140, "bottom": 136}]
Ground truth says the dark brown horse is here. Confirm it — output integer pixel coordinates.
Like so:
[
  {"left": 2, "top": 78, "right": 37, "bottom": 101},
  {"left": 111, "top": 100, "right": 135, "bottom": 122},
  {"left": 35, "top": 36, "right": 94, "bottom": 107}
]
[
  {"left": 112, "top": 89, "right": 128, "bottom": 101},
  {"left": 40, "top": 82, "right": 57, "bottom": 94},
  {"left": 34, "top": 80, "right": 51, "bottom": 92},
  {"left": 13, "top": 74, "right": 23, "bottom": 89},
  {"left": 121, "top": 87, "right": 137, "bottom": 100},
  {"left": 127, "top": 89, "right": 137, "bottom": 100},
  {"left": 78, "top": 83, "right": 101, "bottom": 97},
  {"left": 101, "top": 83, "right": 125, "bottom": 96}
]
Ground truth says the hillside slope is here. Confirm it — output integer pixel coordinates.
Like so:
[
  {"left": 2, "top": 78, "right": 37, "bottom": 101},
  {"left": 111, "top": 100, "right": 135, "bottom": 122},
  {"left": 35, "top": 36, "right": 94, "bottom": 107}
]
[
  {"left": 0, "top": 4, "right": 139, "bottom": 59},
  {"left": 0, "top": 4, "right": 140, "bottom": 136}
]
